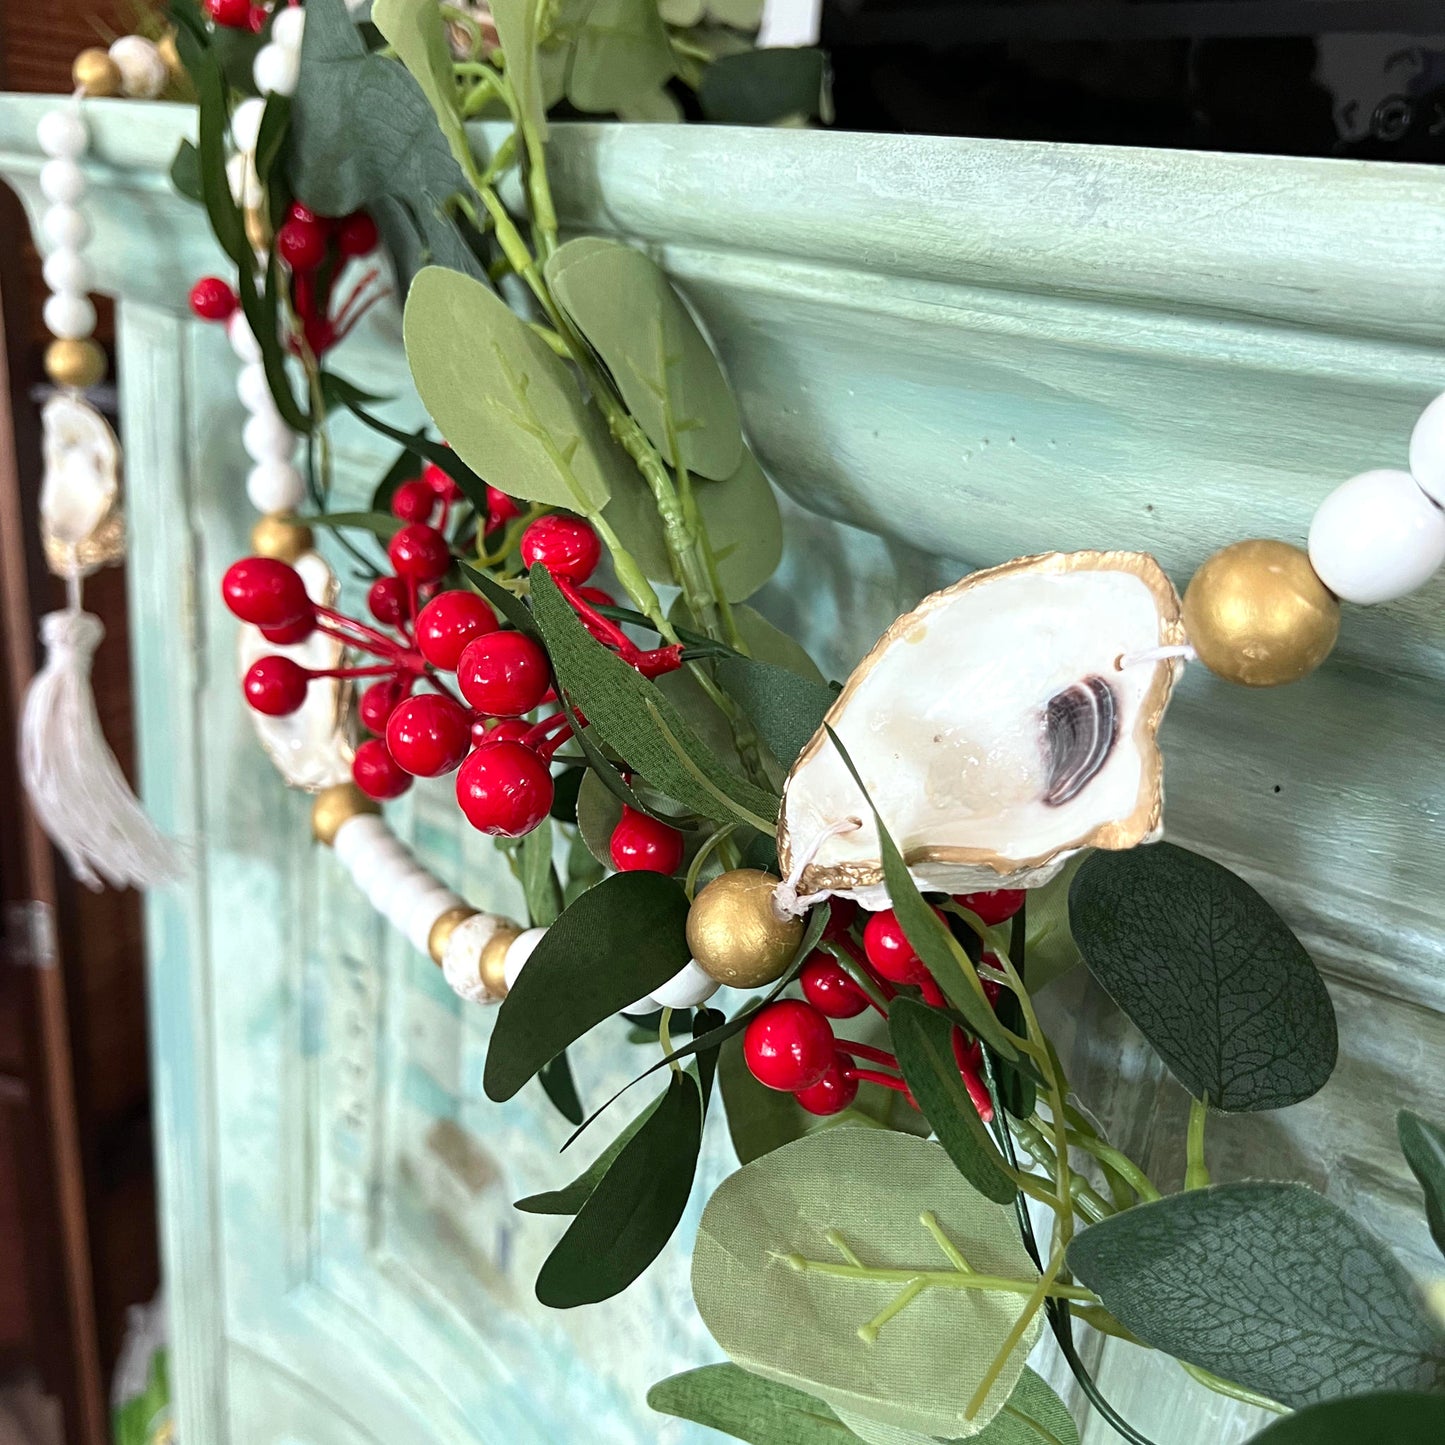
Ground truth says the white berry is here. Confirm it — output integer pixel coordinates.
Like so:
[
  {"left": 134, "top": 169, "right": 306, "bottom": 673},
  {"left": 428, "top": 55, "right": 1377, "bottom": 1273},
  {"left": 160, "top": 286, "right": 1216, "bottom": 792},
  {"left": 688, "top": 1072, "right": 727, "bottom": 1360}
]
[
  {"left": 227, "top": 312, "right": 263, "bottom": 363},
  {"left": 236, "top": 362, "right": 272, "bottom": 413},
  {"left": 649, "top": 959, "right": 721, "bottom": 1010},
  {"left": 1408, "top": 392, "right": 1445, "bottom": 509},
  {"left": 230, "top": 97, "right": 267, "bottom": 155},
  {"left": 271, "top": 7, "right": 306, "bottom": 50},
  {"left": 1308, "top": 468, "right": 1445, "bottom": 605},
  {"left": 108, "top": 36, "right": 168, "bottom": 100},
  {"left": 502, "top": 926, "right": 548, "bottom": 990},
  {"left": 243, "top": 410, "right": 297, "bottom": 464},
  {"left": 43, "top": 205, "right": 90, "bottom": 250},
  {"left": 42, "top": 249, "right": 90, "bottom": 295}
]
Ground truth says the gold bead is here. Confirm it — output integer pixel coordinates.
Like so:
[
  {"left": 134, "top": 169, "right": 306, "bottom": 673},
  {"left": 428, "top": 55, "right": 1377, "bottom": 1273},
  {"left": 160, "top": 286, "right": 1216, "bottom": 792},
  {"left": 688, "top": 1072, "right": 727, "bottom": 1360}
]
[
  {"left": 73, "top": 48, "right": 122, "bottom": 97},
  {"left": 251, "top": 513, "right": 314, "bottom": 565},
  {"left": 479, "top": 925, "right": 522, "bottom": 1000},
  {"left": 311, "top": 783, "right": 379, "bottom": 846},
  {"left": 44, "top": 338, "right": 106, "bottom": 390},
  {"left": 687, "top": 869, "right": 804, "bottom": 988},
  {"left": 427, "top": 906, "right": 478, "bottom": 967},
  {"left": 1183, "top": 540, "right": 1340, "bottom": 687}
]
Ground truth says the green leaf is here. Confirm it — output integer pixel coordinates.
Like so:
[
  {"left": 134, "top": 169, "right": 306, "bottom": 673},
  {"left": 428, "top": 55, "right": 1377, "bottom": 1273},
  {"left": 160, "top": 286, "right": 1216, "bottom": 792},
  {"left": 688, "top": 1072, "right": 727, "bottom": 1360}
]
[
  {"left": 253, "top": 93, "right": 292, "bottom": 221},
  {"left": 604, "top": 445, "right": 783, "bottom": 602},
  {"left": 169, "top": 139, "right": 203, "bottom": 204},
  {"left": 1068, "top": 842, "right": 1337, "bottom": 1110},
  {"left": 648, "top": 1364, "right": 854, "bottom": 1444},
  {"left": 484, "top": 871, "right": 691, "bottom": 1101},
  {"left": 309, "top": 509, "right": 405, "bottom": 540},
  {"left": 888, "top": 997, "right": 1016, "bottom": 1205},
  {"left": 457, "top": 563, "right": 536, "bottom": 636},
  {"left": 1019, "top": 854, "right": 1085, "bottom": 993},
  {"left": 545, "top": 238, "right": 742, "bottom": 480},
  {"left": 1399, "top": 1109, "right": 1445, "bottom": 1258},
  {"left": 717, "top": 655, "right": 835, "bottom": 771},
  {"left": 370, "top": 192, "right": 489, "bottom": 292},
  {"left": 824, "top": 727, "right": 1016, "bottom": 1061},
  {"left": 405, "top": 266, "right": 629, "bottom": 513},
  {"left": 517, "top": 1089, "right": 666, "bottom": 1215},
  {"left": 1243, "top": 1392, "right": 1445, "bottom": 1444},
  {"left": 529, "top": 567, "right": 780, "bottom": 830},
  {"left": 535, "top": 1070, "right": 702, "bottom": 1306},
  {"left": 575, "top": 767, "right": 624, "bottom": 869},
  {"left": 371, "top": 0, "right": 471, "bottom": 169},
  {"left": 491, "top": 0, "right": 549, "bottom": 140},
  {"left": 700, "top": 47, "right": 830, "bottom": 125},
  {"left": 833, "top": 1367, "right": 1077, "bottom": 1445},
  {"left": 546, "top": 0, "right": 676, "bottom": 116},
  {"left": 194, "top": 48, "right": 250, "bottom": 267},
  {"left": 1066, "top": 1182, "right": 1445, "bottom": 1408},
  {"left": 342, "top": 397, "right": 489, "bottom": 513},
  {"left": 537, "top": 1049, "right": 584, "bottom": 1125},
  {"left": 691, "top": 1129, "right": 1045, "bottom": 1438},
  {"left": 519, "top": 815, "right": 563, "bottom": 926}
]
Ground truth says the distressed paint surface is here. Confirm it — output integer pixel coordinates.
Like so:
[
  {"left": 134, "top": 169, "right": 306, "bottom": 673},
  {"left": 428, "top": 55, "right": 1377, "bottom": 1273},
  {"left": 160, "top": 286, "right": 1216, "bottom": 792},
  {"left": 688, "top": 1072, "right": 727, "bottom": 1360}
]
[{"left": 2, "top": 96, "right": 1444, "bottom": 1444}]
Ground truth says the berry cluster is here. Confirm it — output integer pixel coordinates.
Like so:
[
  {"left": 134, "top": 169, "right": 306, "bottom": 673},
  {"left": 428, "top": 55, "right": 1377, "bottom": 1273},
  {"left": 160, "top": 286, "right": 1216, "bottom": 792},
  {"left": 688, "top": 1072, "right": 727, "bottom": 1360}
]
[{"left": 741, "top": 888, "right": 1025, "bottom": 1120}]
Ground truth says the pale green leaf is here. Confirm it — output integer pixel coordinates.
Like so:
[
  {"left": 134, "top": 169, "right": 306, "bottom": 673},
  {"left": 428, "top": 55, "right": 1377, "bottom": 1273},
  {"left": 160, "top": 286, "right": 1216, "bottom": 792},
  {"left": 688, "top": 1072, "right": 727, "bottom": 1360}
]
[
  {"left": 551, "top": 0, "right": 676, "bottom": 115},
  {"left": 492, "top": 0, "right": 549, "bottom": 140},
  {"left": 372, "top": 0, "right": 472, "bottom": 167}
]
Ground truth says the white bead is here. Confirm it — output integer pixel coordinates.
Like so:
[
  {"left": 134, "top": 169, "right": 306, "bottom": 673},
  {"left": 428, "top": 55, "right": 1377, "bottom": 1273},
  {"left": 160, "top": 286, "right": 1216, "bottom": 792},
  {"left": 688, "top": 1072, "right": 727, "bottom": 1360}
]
[
  {"left": 43, "top": 293, "right": 95, "bottom": 340},
  {"left": 404, "top": 887, "right": 465, "bottom": 955},
  {"left": 43, "top": 205, "right": 89, "bottom": 250},
  {"left": 271, "top": 7, "right": 306, "bottom": 50},
  {"left": 1408, "top": 392, "right": 1445, "bottom": 509},
  {"left": 108, "top": 36, "right": 168, "bottom": 100},
  {"left": 441, "top": 913, "right": 508, "bottom": 1003},
  {"left": 332, "top": 813, "right": 387, "bottom": 867},
  {"left": 236, "top": 362, "right": 271, "bottom": 413},
  {"left": 40, "top": 158, "right": 85, "bottom": 206},
  {"left": 348, "top": 833, "right": 411, "bottom": 892},
  {"left": 624, "top": 993, "right": 660, "bottom": 1014},
  {"left": 242, "top": 410, "right": 297, "bottom": 463},
  {"left": 229, "top": 97, "right": 267, "bottom": 155},
  {"left": 225, "top": 152, "right": 262, "bottom": 210},
  {"left": 42, "top": 249, "right": 90, "bottom": 296},
  {"left": 503, "top": 926, "right": 548, "bottom": 991},
  {"left": 379, "top": 867, "right": 439, "bottom": 930},
  {"left": 649, "top": 959, "right": 721, "bottom": 1010},
  {"left": 227, "top": 312, "right": 263, "bottom": 363},
  {"left": 246, "top": 460, "right": 306, "bottom": 514},
  {"left": 253, "top": 42, "right": 301, "bottom": 97},
  {"left": 37, "top": 109, "right": 88, "bottom": 159},
  {"left": 1308, "top": 468, "right": 1445, "bottom": 605}
]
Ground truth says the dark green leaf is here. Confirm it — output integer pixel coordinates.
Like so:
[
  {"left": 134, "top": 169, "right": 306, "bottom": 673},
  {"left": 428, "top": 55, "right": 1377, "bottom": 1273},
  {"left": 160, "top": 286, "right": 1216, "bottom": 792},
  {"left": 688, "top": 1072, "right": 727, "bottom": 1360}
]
[
  {"left": 342, "top": 397, "right": 489, "bottom": 514},
  {"left": 253, "top": 93, "right": 292, "bottom": 220},
  {"left": 484, "top": 871, "right": 691, "bottom": 1101},
  {"left": 530, "top": 567, "right": 781, "bottom": 830},
  {"left": 309, "top": 509, "right": 404, "bottom": 540},
  {"left": 1243, "top": 1392, "right": 1445, "bottom": 1444},
  {"left": 169, "top": 139, "right": 203, "bottom": 204},
  {"left": 519, "top": 815, "right": 563, "bottom": 926},
  {"left": 369, "top": 446, "right": 424, "bottom": 514},
  {"left": 458, "top": 563, "right": 535, "bottom": 636},
  {"left": 974, "top": 1369, "right": 1080, "bottom": 1444},
  {"left": 719, "top": 1032, "right": 809, "bottom": 1166},
  {"left": 537, "top": 1049, "right": 584, "bottom": 1126},
  {"left": 824, "top": 727, "right": 1016, "bottom": 1061},
  {"left": 717, "top": 655, "right": 835, "bottom": 771},
  {"left": 1069, "top": 843, "right": 1337, "bottom": 1111},
  {"left": 1066, "top": 1182, "right": 1445, "bottom": 1408},
  {"left": 647, "top": 1364, "right": 853, "bottom": 1444},
  {"left": 700, "top": 47, "right": 829, "bottom": 125},
  {"left": 575, "top": 768, "right": 624, "bottom": 869},
  {"left": 534, "top": 1070, "right": 702, "bottom": 1306},
  {"left": 548, "top": 763, "right": 585, "bottom": 825},
  {"left": 516, "top": 1091, "right": 665, "bottom": 1215},
  {"left": 1399, "top": 1109, "right": 1445, "bottom": 1258},
  {"left": 889, "top": 997, "right": 1016, "bottom": 1205},
  {"left": 242, "top": 250, "right": 310, "bottom": 433},
  {"left": 370, "top": 192, "right": 489, "bottom": 292},
  {"left": 319, "top": 371, "right": 390, "bottom": 413},
  {"left": 194, "top": 49, "right": 250, "bottom": 267},
  {"left": 372, "top": 0, "right": 471, "bottom": 168}
]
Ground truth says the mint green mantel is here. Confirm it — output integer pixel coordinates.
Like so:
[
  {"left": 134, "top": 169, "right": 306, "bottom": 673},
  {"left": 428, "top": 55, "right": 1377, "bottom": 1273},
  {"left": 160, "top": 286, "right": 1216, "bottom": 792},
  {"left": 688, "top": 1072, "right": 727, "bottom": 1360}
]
[{"left": 2, "top": 96, "right": 1444, "bottom": 1444}]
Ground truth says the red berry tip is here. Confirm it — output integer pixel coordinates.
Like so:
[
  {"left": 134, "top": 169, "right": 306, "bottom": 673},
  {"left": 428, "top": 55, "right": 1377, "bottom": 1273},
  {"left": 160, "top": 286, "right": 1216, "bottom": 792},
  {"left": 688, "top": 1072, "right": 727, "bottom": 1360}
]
[
  {"left": 352, "top": 738, "right": 411, "bottom": 800},
  {"left": 205, "top": 0, "right": 253, "bottom": 28},
  {"left": 521, "top": 514, "right": 602, "bottom": 584},
  {"left": 358, "top": 677, "right": 410, "bottom": 735},
  {"left": 367, "top": 575, "right": 408, "bottom": 626},
  {"left": 385, "top": 693, "right": 471, "bottom": 778},
  {"left": 276, "top": 216, "right": 329, "bottom": 273},
  {"left": 952, "top": 889, "right": 1026, "bottom": 925},
  {"left": 609, "top": 806, "right": 685, "bottom": 875},
  {"left": 188, "top": 276, "right": 237, "bottom": 322},
  {"left": 221, "top": 556, "right": 311, "bottom": 628},
  {"left": 422, "top": 461, "right": 463, "bottom": 503},
  {"left": 455, "top": 631, "right": 551, "bottom": 718},
  {"left": 742, "top": 1000, "right": 835, "bottom": 1093},
  {"left": 456, "top": 740, "right": 553, "bottom": 837},
  {"left": 243, "top": 655, "right": 309, "bottom": 716},
  {"left": 390, "top": 478, "right": 438, "bottom": 525},
  {"left": 486, "top": 485, "right": 521, "bottom": 530},
  {"left": 794, "top": 1051, "right": 860, "bottom": 1116},
  {"left": 861, "top": 907, "right": 939, "bottom": 986},
  {"left": 387, "top": 524, "right": 452, "bottom": 584},
  {"left": 336, "top": 211, "right": 380, "bottom": 258},
  {"left": 799, "top": 953, "right": 869, "bottom": 1018},
  {"left": 415, "top": 590, "right": 499, "bottom": 672}
]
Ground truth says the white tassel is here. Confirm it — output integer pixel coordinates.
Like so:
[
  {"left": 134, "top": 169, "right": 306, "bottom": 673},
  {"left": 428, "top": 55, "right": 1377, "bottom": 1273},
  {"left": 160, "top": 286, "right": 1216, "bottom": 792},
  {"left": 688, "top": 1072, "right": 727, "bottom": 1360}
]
[{"left": 20, "top": 599, "right": 182, "bottom": 891}]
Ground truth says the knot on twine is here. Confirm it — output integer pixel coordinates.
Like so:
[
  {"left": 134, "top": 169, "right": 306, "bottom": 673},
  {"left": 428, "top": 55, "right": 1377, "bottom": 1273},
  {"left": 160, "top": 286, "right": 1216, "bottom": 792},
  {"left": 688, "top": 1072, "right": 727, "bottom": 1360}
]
[
  {"left": 38, "top": 607, "right": 104, "bottom": 665},
  {"left": 771, "top": 815, "right": 861, "bottom": 920}
]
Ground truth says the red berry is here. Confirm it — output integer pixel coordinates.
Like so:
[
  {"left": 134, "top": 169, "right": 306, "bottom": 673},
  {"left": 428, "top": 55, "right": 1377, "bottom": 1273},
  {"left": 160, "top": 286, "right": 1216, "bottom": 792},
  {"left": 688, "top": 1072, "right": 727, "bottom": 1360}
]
[
  {"left": 221, "top": 556, "right": 311, "bottom": 628},
  {"left": 388, "top": 524, "right": 451, "bottom": 583},
  {"left": 577, "top": 585, "right": 615, "bottom": 608},
  {"left": 367, "top": 575, "right": 407, "bottom": 626},
  {"left": 742, "top": 1000, "right": 835, "bottom": 1093},
  {"left": 799, "top": 953, "right": 868, "bottom": 1018},
  {"left": 287, "top": 202, "right": 331, "bottom": 232},
  {"left": 258, "top": 613, "right": 316, "bottom": 646},
  {"left": 205, "top": 0, "right": 252, "bottom": 27},
  {"left": 352, "top": 738, "right": 411, "bottom": 800},
  {"left": 385, "top": 693, "right": 471, "bottom": 777},
  {"left": 486, "top": 485, "right": 521, "bottom": 530},
  {"left": 954, "top": 889, "right": 1026, "bottom": 925},
  {"left": 422, "top": 460, "right": 463, "bottom": 503},
  {"left": 609, "top": 806, "right": 685, "bottom": 875},
  {"left": 455, "top": 740, "right": 553, "bottom": 836},
  {"left": 276, "top": 216, "right": 329, "bottom": 272},
  {"left": 415, "top": 590, "right": 499, "bottom": 671},
  {"left": 474, "top": 717, "right": 531, "bottom": 747},
  {"left": 188, "top": 276, "right": 237, "bottom": 321},
  {"left": 358, "top": 677, "right": 410, "bottom": 735},
  {"left": 243, "top": 655, "right": 309, "bottom": 715},
  {"left": 455, "top": 631, "right": 551, "bottom": 717},
  {"left": 862, "top": 907, "right": 938, "bottom": 986},
  {"left": 336, "top": 210, "right": 380, "bottom": 258},
  {"left": 521, "top": 514, "right": 602, "bottom": 583},
  {"left": 794, "top": 1051, "right": 860, "bottom": 1116},
  {"left": 391, "top": 478, "right": 437, "bottom": 524},
  {"left": 246, "top": 3, "right": 266, "bottom": 32}
]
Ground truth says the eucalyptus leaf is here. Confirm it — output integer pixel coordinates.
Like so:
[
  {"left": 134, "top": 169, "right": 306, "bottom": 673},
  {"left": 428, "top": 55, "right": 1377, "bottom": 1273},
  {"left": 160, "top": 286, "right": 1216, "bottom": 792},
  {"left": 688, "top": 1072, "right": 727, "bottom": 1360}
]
[
  {"left": 1399, "top": 1109, "right": 1445, "bottom": 1258},
  {"left": 545, "top": 238, "right": 742, "bottom": 479},
  {"left": 648, "top": 1364, "right": 854, "bottom": 1444},
  {"left": 484, "top": 871, "right": 691, "bottom": 1101},
  {"left": 538, "top": 1049, "right": 583, "bottom": 1125},
  {"left": 888, "top": 997, "right": 1016, "bottom": 1205},
  {"left": 1068, "top": 843, "right": 1337, "bottom": 1110},
  {"left": 405, "top": 266, "right": 629, "bottom": 513},
  {"left": 717, "top": 655, "right": 836, "bottom": 772},
  {"left": 370, "top": 191, "right": 489, "bottom": 291},
  {"left": 1066, "top": 1182, "right": 1445, "bottom": 1408},
  {"left": 547, "top": 0, "right": 677, "bottom": 116},
  {"left": 1019, "top": 854, "right": 1085, "bottom": 992},
  {"left": 692, "top": 1129, "right": 1044, "bottom": 1438},
  {"left": 491, "top": 0, "right": 549, "bottom": 140},
  {"left": 371, "top": 0, "right": 471, "bottom": 168},
  {"left": 535, "top": 1069, "right": 702, "bottom": 1306},
  {"left": 700, "top": 47, "right": 829, "bottom": 125},
  {"left": 1243, "top": 1391, "right": 1445, "bottom": 1444}
]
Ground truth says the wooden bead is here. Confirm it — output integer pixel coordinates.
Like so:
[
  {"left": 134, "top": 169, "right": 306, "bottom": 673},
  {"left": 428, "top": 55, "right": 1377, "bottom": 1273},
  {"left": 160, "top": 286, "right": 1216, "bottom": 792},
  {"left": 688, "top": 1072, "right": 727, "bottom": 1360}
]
[
  {"left": 427, "top": 906, "right": 478, "bottom": 966},
  {"left": 250, "top": 513, "right": 314, "bottom": 565},
  {"left": 44, "top": 338, "right": 106, "bottom": 389},
  {"left": 1183, "top": 540, "right": 1339, "bottom": 687},
  {"left": 687, "top": 869, "right": 803, "bottom": 988},
  {"left": 479, "top": 925, "right": 522, "bottom": 1000},
  {"left": 73, "top": 48, "right": 123, "bottom": 97},
  {"left": 503, "top": 927, "right": 548, "bottom": 991},
  {"left": 311, "top": 782, "right": 380, "bottom": 846},
  {"left": 1308, "top": 468, "right": 1445, "bottom": 606}
]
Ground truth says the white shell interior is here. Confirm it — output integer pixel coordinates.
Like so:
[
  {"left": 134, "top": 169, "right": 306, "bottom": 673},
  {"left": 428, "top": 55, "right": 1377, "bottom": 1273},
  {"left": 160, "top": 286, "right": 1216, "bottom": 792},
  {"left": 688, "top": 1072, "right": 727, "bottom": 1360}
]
[
  {"left": 40, "top": 394, "right": 119, "bottom": 547},
  {"left": 781, "top": 564, "right": 1176, "bottom": 902}
]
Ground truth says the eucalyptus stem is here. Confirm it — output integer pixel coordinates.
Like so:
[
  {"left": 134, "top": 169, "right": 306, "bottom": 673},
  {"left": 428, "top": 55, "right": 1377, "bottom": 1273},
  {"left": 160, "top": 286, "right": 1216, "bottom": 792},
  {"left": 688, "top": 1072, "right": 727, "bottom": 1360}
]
[
  {"left": 1064, "top": 1129, "right": 1163, "bottom": 1206},
  {"left": 1185, "top": 1095, "right": 1211, "bottom": 1191},
  {"left": 684, "top": 823, "right": 737, "bottom": 900},
  {"left": 966, "top": 1247, "right": 1068, "bottom": 1419},
  {"left": 775, "top": 1253, "right": 1095, "bottom": 1302},
  {"left": 1179, "top": 1363, "right": 1286, "bottom": 1415}
]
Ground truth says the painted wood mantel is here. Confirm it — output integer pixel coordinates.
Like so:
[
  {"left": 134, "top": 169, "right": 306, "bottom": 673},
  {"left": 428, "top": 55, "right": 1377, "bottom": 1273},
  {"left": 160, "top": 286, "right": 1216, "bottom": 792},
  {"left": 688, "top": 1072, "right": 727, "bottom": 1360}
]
[{"left": 2, "top": 96, "right": 1444, "bottom": 1444}]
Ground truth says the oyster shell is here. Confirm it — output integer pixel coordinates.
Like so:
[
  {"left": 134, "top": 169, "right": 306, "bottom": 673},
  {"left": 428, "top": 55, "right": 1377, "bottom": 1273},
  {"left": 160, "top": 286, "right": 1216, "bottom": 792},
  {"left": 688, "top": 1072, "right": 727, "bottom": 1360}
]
[
  {"left": 39, "top": 395, "right": 125, "bottom": 579},
  {"left": 776, "top": 551, "right": 1185, "bottom": 911}
]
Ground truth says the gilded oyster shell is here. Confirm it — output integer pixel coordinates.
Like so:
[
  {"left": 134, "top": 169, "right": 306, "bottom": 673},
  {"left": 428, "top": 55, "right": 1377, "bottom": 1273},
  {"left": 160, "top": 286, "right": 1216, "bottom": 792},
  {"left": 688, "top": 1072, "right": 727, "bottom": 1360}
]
[{"left": 39, "top": 395, "right": 125, "bottom": 578}]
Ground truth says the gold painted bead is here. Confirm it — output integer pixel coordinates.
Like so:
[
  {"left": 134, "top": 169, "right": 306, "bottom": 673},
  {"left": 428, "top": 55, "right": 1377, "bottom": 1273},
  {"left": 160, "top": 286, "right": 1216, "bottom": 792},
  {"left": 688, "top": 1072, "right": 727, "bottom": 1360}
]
[
  {"left": 687, "top": 869, "right": 804, "bottom": 988},
  {"left": 73, "top": 48, "right": 123, "bottom": 97},
  {"left": 44, "top": 338, "right": 106, "bottom": 390},
  {"left": 250, "top": 513, "right": 314, "bottom": 565},
  {"left": 311, "top": 782, "right": 379, "bottom": 846},
  {"left": 1183, "top": 540, "right": 1340, "bottom": 688},
  {"left": 427, "top": 906, "right": 478, "bottom": 967},
  {"left": 479, "top": 925, "right": 522, "bottom": 1000}
]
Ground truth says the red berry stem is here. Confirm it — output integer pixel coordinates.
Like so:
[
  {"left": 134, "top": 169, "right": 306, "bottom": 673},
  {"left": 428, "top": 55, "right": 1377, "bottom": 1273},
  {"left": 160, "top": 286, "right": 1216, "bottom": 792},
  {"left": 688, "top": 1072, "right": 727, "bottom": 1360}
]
[
  {"left": 313, "top": 605, "right": 405, "bottom": 657},
  {"left": 329, "top": 267, "right": 387, "bottom": 344},
  {"left": 834, "top": 1040, "right": 902, "bottom": 1072},
  {"left": 308, "top": 663, "right": 399, "bottom": 680},
  {"left": 536, "top": 720, "right": 578, "bottom": 761},
  {"left": 843, "top": 1068, "right": 918, "bottom": 1106},
  {"left": 523, "top": 711, "right": 573, "bottom": 748},
  {"left": 555, "top": 573, "right": 640, "bottom": 655},
  {"left": 422, "top": 668, "right": 466, "bottom": 709}
]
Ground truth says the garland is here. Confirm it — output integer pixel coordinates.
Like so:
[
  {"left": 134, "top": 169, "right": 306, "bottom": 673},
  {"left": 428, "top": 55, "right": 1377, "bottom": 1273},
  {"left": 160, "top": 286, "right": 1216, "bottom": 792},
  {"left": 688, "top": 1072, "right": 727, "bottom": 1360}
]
[{"left": 36, "top": 2, "right": 1445, "bottom": 1442}]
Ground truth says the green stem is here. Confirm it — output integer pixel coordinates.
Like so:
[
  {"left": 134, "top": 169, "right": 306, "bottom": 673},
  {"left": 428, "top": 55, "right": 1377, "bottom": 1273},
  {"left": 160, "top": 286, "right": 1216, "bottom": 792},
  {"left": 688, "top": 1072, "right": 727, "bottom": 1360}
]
[
  {"left": 1180, "top": 1363, "right": 1287, "bottom": 1415},
  {"left": 1065, "top": 1128, "right": 1163, "bottom": 1206},
  {"left": 684, "top": 824, "right": 737, "bottom": 900},
  {"left": 967, "top": 1248, "right": 1068, "bottom": 1419},
  {"left": 1186, "top": 1094, "right": 1211, "bottom": 1191},
  {"left": 776, "top": 1253, "right": 1096, "bottom": 1302}
]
